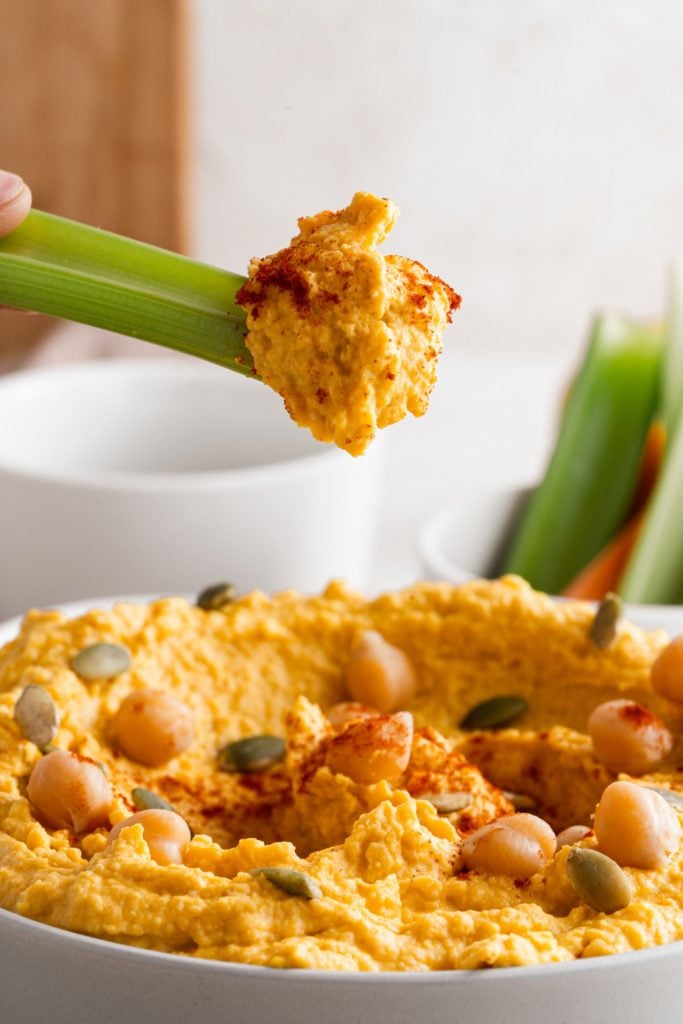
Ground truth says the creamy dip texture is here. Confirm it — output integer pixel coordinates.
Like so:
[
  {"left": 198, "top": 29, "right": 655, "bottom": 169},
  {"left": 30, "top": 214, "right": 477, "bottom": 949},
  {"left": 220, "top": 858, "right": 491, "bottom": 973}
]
[
  {"left": 2, "top": 577, "right": 683, "bottom": 971},
  {"left": 236, "top": 192, "right": 460, "bottom": 456}
]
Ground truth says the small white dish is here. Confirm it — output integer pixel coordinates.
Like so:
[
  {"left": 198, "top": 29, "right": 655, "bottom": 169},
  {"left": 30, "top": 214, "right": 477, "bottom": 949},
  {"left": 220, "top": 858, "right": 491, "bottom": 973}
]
[
  {"left": 417, "top": 483, "right": 683, "bottom": 635},
  {"left": 0, "top": 359, "right": 384, "bottom": 618}
]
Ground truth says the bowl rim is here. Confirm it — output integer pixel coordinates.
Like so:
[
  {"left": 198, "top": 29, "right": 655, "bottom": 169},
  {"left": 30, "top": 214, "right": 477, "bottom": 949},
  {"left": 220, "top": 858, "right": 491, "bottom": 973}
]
[
  {"left": 2, "top": 594, "right": 683, "bottom": 981},
  {"left": 0, "top": 359, "right": 350, "bottom": 491},
  {"left": 416, "top": 482, "right": 534, "bottom": 586},
  {"left": 2, "top": 904, "right": 682, "bottom": 983},
  {"left": 416, "top": 486, "right": 683, "bottom": 629}
]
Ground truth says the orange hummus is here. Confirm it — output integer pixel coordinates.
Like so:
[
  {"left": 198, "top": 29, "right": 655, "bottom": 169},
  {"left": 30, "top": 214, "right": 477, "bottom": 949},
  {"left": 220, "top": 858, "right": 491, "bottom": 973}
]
[
  {"left": 1, "top": 577, "right": 683, "bottom": 970},
  {"left": 236, "top": 192, "right": 460, "bottom": 456}
]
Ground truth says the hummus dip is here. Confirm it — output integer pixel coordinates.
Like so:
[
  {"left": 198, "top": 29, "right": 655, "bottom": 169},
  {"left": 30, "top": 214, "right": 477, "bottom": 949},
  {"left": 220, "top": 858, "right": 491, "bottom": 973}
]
[
  {"left": 236, "top": 192, "right": 460, "bottom": 456},
  {"left": 1, "top": 576, "right": 683, "bottom": 971}
]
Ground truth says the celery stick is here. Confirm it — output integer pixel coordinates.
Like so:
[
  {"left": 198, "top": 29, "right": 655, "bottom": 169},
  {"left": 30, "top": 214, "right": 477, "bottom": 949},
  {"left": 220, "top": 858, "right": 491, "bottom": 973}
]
[
  {"left": 619, "top": 420, "right": 683, "bottom": 603},
  {"left": 0, "top": 210, "right": 255, "bottom": 377},
  {"left": 620, "top": 266, "right": 683, "bottom": 603},
  {"left": 662, "top": 260, "right": 683, "bottom": 436},
  {"left": 500, "top": 314, "right": 663, "bottom": 594}
]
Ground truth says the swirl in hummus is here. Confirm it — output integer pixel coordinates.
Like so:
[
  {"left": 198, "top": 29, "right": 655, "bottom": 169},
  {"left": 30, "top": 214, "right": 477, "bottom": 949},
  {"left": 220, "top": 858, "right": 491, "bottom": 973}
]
[{"left": 1, "top": 577, "right": 683, "bottom": 971}]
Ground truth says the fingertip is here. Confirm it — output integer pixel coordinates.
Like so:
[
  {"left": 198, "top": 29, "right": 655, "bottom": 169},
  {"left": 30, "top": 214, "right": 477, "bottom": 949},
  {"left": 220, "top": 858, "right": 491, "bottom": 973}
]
[{"left": 0, "top": 172, "right": 32, "bottom": 237}]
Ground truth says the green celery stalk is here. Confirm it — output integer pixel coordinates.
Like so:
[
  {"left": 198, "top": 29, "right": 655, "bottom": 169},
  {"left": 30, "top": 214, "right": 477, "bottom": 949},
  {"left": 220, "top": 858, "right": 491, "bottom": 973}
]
[
  {"left": 500, "top": 314, "right": 663, "bottom": 594},
  {"left": 620, "top": 265, "right": 683, "bottom": 603},
  {"left": 0, "top": 209, "right": 255, "bottom": 377},
  {"left": 619, "top": 422, "right": 683, "bottom": 603},
  {"left": 662, "top": 260, "right": 683, "bottom": 436}
]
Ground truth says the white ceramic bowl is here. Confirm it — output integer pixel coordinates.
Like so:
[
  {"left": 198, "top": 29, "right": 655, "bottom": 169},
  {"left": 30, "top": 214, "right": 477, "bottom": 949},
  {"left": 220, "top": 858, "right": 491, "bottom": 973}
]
[
  {"left": 2, "top": 598, "right": 683, "bottom": 1024},
  {"left": 0, "top": 359, "right": 383, "bottom": 618},
  {"left": 3, "top": 907, "right": 683, "bottom": 1024},
  {"left": 417, "top": 483, "right": 681, "bottom": 634}
]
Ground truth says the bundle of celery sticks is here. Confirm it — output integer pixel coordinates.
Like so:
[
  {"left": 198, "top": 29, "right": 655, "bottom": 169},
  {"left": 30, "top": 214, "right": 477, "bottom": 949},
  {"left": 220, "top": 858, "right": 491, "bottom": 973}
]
[{"left": 501, "top": 262, "right": 683, "bottom": 605}]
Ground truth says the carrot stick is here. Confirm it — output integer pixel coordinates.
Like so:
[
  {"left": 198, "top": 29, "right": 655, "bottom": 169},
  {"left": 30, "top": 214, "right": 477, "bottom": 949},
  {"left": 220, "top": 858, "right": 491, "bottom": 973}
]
[
  {"left": 561, "top": 514, "right": 644, "bottom": 600},
  {"left": 628, "top": 420, "right": 666, "bottom": 516}
]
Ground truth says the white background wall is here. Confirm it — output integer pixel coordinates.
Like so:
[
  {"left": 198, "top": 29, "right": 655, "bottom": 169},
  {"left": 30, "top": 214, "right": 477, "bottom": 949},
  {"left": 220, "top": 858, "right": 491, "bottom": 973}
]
[{"left": 193, "top": 0, "right": 683, "bottom": 363}]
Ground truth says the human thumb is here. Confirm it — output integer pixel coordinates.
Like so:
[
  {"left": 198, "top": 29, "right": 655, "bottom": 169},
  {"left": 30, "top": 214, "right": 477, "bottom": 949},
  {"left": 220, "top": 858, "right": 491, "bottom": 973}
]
[{"left": 0, "top": 171, "right": 32, "bottom": 237}]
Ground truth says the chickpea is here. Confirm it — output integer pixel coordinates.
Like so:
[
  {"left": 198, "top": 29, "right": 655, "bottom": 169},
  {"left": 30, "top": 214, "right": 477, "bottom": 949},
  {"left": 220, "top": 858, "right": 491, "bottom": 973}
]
[
  {"left": 497, "top": 813, "right": 557, "bottom": 858},
  {"left": 108, "top": 808, "right": 191, "bottom": 866},
  {"left": 345, "top": 630, "right": 416, "bottom": 714},
  {"left": 325, "top": 711, "right": 414, "bottom": 785},
  {"left": 462, "top": 813, "right": 556, "bottom": 878},
  {"left": 594, "top": 780, "right": 682, "bottom": 869},
  {"left": 587, "top": 699, "right": 672, "bottom": 775},
  {"left": 556, "top": 825, "right": 592, "bottom": 851},
  {"left": 112, "top": 689, "right": 194, "bottom": 767},
  {"left": 27, "top": 749, "right": 113, "bottom": 834},
  {"left": 326, "top": 701, "right": 379, "bottom": 729},
  {"left": 651, "top": 636, "right": 683, "bottom": 704}
]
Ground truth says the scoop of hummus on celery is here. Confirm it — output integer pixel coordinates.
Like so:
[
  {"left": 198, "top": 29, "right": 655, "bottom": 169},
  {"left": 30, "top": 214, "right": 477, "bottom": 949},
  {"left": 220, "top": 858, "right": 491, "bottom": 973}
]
[
  {"left": 2, "top": 578, "right": 683, "bottom": 971},
  {"left": 236, "top": 192, "right": 460, "bottom": 456}
]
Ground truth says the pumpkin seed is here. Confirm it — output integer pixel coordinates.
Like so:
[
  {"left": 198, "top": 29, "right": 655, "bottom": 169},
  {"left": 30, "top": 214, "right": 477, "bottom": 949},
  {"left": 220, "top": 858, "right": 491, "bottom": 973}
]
[
  {"left": 589, "top": 593, "right": 623, "bottom": 650},
  {"left": 421, "top": 792, "right": 473, "bottom": 814},
  {"left": 503, "top": 790, "right": 539, "bottom": 812},
  {"left": 70, "top": 642, "right": 131, "bottom": 680},
  {"left": 131, "top": 787, "right": 176, "bottom": 813},
  {"left": 14, "top": 685, "right": 59, "bottom": 751},
  {"left": 566, "top": 847, "right": 631, "bottom": 914},
  {"left": 642, "top": 785, "right": 683, "bottom": 810},
  {"left": 217, "top": 734, "right": 285, "bottom": 774},
  {"left": 197, "top": 583, "right": 237, "bottom": 611},
  {"left": 460, "top": 695, "right": 528, "bottom": 731},
  {"left": 249, "top": 866, "right": 322, "bottom": 899}
]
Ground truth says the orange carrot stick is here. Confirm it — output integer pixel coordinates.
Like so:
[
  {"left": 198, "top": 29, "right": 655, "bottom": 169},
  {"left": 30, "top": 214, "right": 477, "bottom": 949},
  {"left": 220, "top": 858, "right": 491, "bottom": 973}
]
[
  {"left": 561, "top": 514, "right": 644, "bottom": 600},
  {"left": 629, "top": 420, "right": 666, "bottom": 516}
]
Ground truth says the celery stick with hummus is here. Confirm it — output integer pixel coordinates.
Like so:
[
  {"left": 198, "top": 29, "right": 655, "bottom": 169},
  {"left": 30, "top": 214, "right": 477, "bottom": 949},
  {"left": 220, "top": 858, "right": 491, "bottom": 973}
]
[{"left": 0, "top": 193, "right": 460, "bottom": 455}]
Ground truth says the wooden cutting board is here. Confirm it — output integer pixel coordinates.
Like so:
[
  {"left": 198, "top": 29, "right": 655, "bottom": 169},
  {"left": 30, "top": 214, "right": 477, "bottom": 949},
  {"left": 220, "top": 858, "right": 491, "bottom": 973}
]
[{"left": 0, "top": 0, "right": 189, "bottom": 365}]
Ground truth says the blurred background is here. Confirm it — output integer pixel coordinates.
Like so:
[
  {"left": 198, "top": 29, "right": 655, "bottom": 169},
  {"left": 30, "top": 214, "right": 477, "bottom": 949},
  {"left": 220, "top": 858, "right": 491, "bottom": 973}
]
[
  {"left": 3, "top": 0, "right": 682, "bottom": 367},
  {"left": 1, "top": 0, "right": 682, "bottom": 596}
]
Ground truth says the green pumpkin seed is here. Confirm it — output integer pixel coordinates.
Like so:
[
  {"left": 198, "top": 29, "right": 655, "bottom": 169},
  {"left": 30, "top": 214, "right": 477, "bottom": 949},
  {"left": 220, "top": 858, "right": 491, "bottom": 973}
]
[
  {"left": 249, "top": 866, "right": 322, "bottom": 899},
  {"left": 131, "top": 787, "right": 176, "bottom": 813},
  {"left": 197, "top": 583, "right": 237, "bottom": 611},
  {"left": 14, "top": 685, "right": 59, "bottom": 751},
  {"left": 642, "top": 785, "right": 683, "bottom": 810},
  {"left": 460, "top": 695, "right": 528, "bottom": 731},
  {"left": 422, "top": 792, "right": 473, "bottom": 814},
  {"left": 589, "top": 593, "right": 623, "bottom": 650},
  {"left": 218, "top": 734, "right": 285, "bottom": 773},
  {"left": 566, "top": 847, "right": 631, "bottom": 914},
  {"left": 70, "top": 642, "right": 131, "bottom": 680},
  {"left": 503, "top": 790, "right": 539, "bottom": 812}
]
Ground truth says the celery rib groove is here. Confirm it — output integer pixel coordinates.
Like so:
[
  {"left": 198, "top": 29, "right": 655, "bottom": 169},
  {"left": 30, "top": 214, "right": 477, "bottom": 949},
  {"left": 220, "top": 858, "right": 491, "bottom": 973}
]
[{"left": 0, "top": 210, "right": 255, "bottom": 377}]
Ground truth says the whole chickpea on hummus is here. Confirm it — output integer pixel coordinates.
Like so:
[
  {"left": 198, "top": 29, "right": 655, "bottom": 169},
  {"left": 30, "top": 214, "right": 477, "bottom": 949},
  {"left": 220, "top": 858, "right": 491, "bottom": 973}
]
[
  {"left": 2, "top": 577, "right": 683, "bottom": 971},
  {"left": 236, "top": 192, "right": 461, "bottom": 456}
]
